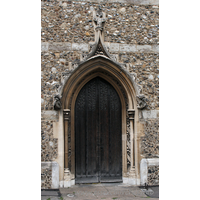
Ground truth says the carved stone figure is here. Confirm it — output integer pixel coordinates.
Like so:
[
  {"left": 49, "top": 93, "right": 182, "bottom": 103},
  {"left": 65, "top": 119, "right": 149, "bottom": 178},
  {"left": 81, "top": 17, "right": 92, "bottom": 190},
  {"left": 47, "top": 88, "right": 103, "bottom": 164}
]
[
  {"left": 93, "top": 9, "right": 106, "bottom": 31},
  {"left": 54, "top": 95, "right": 62, "bottom": 110},
  {"left": 136, "top": 95, "right": 147, "bottom": 109}
]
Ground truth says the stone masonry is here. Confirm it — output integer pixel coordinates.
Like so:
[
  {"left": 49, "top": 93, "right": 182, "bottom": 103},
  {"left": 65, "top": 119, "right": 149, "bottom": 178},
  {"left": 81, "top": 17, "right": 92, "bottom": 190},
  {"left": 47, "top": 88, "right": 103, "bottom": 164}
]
[{"left": 41, "top": 0, "right": 159, "bottom": 188}]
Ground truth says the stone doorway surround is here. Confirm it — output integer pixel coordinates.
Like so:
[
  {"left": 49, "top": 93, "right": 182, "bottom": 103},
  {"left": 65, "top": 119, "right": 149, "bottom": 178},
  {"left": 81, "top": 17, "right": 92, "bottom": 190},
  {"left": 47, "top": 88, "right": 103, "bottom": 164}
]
[
  {"left": 52, "top": 54, "right": 147, "bottom": 187},
  {"left": 50, "top": 9, "right": 150, "bottom": 188}
]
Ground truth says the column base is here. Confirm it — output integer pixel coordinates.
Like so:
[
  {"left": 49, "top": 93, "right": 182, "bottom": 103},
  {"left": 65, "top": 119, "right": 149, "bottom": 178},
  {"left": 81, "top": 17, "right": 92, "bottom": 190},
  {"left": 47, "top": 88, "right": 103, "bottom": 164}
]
[
  {"left": 59, "top": 179, "right": 75, "bottom": 188},
  {"left": 123, "top": 177, "right": 140, "bottom": 185}
]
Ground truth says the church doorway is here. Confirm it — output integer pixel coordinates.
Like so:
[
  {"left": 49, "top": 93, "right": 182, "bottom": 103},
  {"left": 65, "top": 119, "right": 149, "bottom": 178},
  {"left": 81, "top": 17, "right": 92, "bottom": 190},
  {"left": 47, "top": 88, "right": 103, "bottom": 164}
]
[{"left": 75, "top": 77, "right": 122, "bottom": 183}]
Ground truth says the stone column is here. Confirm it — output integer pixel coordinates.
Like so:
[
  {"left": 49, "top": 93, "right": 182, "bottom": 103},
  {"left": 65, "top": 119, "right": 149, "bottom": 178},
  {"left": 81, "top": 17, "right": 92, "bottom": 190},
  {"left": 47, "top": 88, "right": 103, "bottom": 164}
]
[
  {"left": 63, "top": 109, "right": 70, "bottom": 169},
  {"left": 63, "top": 109, "right": 72, "bottom": 187},
  {"left": 128, "top": 109, "right": 136, "bottom": 183}
]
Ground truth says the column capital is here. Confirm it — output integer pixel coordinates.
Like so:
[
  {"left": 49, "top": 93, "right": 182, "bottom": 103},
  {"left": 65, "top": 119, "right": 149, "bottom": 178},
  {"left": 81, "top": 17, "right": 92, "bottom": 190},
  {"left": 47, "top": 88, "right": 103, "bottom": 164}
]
[
  {"left": 128, "top": 109, "right": 135, "bottom": 120},
  {"left": 63, "top": 109, "right": 70, "bottom": 121}
]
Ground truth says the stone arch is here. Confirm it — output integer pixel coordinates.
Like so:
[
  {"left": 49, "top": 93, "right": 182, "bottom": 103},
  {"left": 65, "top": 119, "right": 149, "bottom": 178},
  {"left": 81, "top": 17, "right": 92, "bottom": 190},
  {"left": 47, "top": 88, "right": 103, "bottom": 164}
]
[{"left": 59, "top": 55, "right": 142, "bottom": 186}]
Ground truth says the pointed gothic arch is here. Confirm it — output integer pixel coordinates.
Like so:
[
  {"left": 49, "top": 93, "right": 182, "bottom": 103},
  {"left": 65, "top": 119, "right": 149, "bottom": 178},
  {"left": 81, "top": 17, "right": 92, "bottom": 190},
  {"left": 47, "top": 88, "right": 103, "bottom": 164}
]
[{"left": 56, "top": 55, "right": 143, "bottom": 186}]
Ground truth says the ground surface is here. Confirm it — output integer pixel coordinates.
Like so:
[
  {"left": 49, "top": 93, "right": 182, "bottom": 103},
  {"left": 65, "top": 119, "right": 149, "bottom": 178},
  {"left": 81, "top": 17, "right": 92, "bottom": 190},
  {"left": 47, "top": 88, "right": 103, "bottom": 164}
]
[{"left": 41, "top": 183, "right": 159, "bottom": 200}]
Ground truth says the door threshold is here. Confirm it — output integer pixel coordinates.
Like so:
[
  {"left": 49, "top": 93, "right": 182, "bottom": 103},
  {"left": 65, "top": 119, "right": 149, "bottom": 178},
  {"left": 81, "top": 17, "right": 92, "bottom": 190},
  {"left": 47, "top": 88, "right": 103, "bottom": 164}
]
[{"left": 100, "top": 180, "right": 122, "bottom": 183}]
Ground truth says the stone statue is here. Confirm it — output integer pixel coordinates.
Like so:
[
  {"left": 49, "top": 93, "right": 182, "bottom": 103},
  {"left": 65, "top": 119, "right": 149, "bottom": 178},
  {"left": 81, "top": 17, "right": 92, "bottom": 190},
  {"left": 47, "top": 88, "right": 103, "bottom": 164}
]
[{"left": 93, "top": 10, "right": 106, "bottom": 31}]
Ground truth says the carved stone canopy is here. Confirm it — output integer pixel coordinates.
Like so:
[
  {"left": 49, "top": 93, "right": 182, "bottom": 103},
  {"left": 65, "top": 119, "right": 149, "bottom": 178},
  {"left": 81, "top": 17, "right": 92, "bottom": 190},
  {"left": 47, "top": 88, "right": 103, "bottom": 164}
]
[{"left": 84, "top": 37, "right": 112, "bottom": 61}]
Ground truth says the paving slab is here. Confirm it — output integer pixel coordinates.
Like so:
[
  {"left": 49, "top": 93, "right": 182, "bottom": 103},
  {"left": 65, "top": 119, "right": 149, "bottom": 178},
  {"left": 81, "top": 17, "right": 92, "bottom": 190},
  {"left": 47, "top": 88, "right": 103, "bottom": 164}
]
[
  {"left": 41, "top": 196, "right": 61, "bottom": 200},
  {"left": 145, "top": 186, "right": 159, "bottom": 198},
  {"left": 41, "top": 191, "right": 60, "bottom": 196},
  {"left": 43, "top": 184, "right": 159, "bottom": 200}
]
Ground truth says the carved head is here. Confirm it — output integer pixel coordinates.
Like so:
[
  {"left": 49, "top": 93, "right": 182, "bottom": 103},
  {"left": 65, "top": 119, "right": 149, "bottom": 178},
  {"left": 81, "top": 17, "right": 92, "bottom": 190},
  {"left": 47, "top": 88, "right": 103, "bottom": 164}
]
[
  {"left": 54, "top": 95, "right": 62, "bottom": 110},
  {"left": 96, "top": 9, "right": 103, "bottom": 18}
]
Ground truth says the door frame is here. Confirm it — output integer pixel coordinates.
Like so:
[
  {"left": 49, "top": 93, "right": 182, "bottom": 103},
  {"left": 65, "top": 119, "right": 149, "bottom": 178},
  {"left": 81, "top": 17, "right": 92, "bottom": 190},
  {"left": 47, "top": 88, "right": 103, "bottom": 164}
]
[
  {"left": 69, "top": 71, "right": 127, "bottom": 180},
  {"left": 56, "top": 56, "right": 142, "bottom": 186}
]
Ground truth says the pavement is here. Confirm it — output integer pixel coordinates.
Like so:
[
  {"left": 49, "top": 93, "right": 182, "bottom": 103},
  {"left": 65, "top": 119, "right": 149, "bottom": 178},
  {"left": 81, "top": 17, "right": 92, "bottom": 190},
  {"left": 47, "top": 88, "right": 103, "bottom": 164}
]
[{"left": 41, "top": 183, "right": 159, "bottom": 200}]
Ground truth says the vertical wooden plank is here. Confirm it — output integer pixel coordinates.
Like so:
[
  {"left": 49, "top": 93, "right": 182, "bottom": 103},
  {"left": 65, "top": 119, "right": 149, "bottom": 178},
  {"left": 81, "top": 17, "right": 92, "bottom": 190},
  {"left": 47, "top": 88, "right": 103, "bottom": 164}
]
[
  {"left": 109, "top": 83, "right": 122, "bottom": 178},
  {"left": 75, "top": 77, "right": 122, "bottom": 183}
]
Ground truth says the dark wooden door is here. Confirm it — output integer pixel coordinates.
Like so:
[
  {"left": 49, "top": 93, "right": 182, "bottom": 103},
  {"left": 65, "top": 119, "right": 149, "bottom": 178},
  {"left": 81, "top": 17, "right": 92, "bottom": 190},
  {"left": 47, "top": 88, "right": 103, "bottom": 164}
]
[{"left": 75, "top": 77, "right": 122, "bottom": 183}]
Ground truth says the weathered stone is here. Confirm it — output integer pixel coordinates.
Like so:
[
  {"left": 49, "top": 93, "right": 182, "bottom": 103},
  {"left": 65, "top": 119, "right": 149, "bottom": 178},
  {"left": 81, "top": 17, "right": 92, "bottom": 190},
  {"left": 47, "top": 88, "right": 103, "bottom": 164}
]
[
  {"left": 41, "top": 110, "right": 59, "bottom": 121},
  {"left": 62, "top": 3, "right": 67, "bottom": 9},
  {"left": 52, "top": 162, "right": 59, "bottom": 188},
  {"left": 140, "top": 158, "right": 159, "bottom": 185},
  {"left": 41, "top": 0, "right": 159, "bottom": 189},
  {"left": 49, "top": 43, "right": 71, "bottom": 51},
  {"left": 110, "top": 43, "right": 119, "bottom": 52},
  {"left": 53, "top": 95, "right": 62, "bottom": 111},
  {"left": 51, "top": 67, "right": 57, "bottom": 73},
  {"left": 60, "top": 22, "right": 67, "bottom": 29},
  {"left": 119, "top": 7, "right": 126, "bottom": 13},
  {"left": 148, "top": 74, "right": 154, "bottom": 80},
  {"left": 142, "top": 110, "right": 158, "bottom": 119},
  {"left": 72, "top": 43, "right": 89, "bottom": 51},
  {"left": 152, "top": 45, "right": 159, "bottom": 53},
  {"left": 74, "top": 14, "right": 81, "bottom": 18},
  {"left": 119, "top": 44, "right": 137, "bottom": 52},
  {"left": 41, "top": 162, "right": 59, "bottom": 189},
  {"left": 137, "top": 45, "right": 152, "bottom": 52},
  {"left": 86, "top": 32, "right": 90, "bottom": 36},
  {"left": 41, "top": 42, "right": 49, "bottom": 52}
]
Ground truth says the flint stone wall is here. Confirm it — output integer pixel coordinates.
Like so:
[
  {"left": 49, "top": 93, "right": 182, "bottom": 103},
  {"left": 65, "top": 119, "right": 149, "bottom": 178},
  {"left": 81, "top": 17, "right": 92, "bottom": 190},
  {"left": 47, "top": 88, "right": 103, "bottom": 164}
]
[
  {"left": 41, "top": 0, "right": 159, "bottom": 186},
  {"left": 41, "top": 162, "right": 59, "bottom": 189},
  {"left": 147, "top": 165, "right": 159, "bottom": 185}
]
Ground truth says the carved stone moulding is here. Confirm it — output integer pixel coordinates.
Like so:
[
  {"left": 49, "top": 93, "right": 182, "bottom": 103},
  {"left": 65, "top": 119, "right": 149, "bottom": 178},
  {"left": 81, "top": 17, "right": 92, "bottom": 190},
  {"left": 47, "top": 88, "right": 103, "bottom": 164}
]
[{"left": 63, "top": 109, "right": 70, "bottom": 121}]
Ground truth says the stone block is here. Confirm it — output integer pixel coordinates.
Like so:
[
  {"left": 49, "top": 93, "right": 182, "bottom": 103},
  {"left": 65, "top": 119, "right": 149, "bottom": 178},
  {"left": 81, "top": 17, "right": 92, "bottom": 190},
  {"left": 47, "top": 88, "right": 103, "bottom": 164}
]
[
  {"left": 110, "top": 43, "right": 119, "bottom": 52},
  {"left": 64, "top": 180, "right": 71, "bottom": 188},
  {"left": 41, "top": 42, "right": 49, "bottom": 52},
  {"left": 142, "top": 110, "right": 158, "bottom": 119},
  {"left": 106, "top": 0, "right": 159, "bottom": 5},
  {"left": 41, "top": 161, "right": 51, "bottom": 170},
  {"left": 137, "top": 45, "right": 152, "bottom": 53},
  {"left": 72, "top": 43, "right": 89, "bottom": 51},
  {"left": 59, "top": 180, "right": 64, "bottom": 188},
  {"left": 140, "top": 158, "right": 159, "bottom": 186},
  {"left": 52, "top": 162, "right": 59, "bottom": 189},
  {"left": 147, "top": 158, "right": 159, "bottom": 166},
  {"left": 152, "top": 45, "right": 159, "bottom": 53},
  {"left": 41, "top": 161, "right": 59, "bottom": 189},
  {"left": 41, "top": 110, "right": 59, "bottom": 121},
  {"left": 49, "top": 43, "right": 71, "bottom": 51},
  {"left": 119, "top": 44, "right": 137, "bottom": 52},
  {"left": 140, "top": 159, "right": 148, "bottom": 185},
  {"left": 104, "top": 42, "right": 110, "bottom": 48},
  {"left": 111, "top": 54, "right": 119, "bottom": 62}
]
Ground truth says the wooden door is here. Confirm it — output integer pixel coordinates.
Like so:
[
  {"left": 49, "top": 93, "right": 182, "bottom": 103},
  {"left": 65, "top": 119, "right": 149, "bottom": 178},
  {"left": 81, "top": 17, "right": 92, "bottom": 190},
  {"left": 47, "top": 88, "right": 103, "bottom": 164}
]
[{"left": 75, "top": 77, "right": 122, "bottom": 183}]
